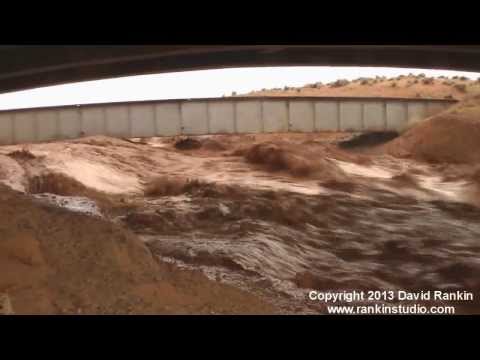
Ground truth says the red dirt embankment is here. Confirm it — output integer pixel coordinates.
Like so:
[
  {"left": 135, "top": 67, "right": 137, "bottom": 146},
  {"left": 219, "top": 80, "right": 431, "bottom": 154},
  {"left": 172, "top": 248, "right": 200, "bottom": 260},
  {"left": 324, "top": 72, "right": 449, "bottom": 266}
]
[
  {"left": 383, "top": 95, "right": 480, "bottom": 164},
  {"left": 0, "top": 184, "right": 276, "bottom": 314}
]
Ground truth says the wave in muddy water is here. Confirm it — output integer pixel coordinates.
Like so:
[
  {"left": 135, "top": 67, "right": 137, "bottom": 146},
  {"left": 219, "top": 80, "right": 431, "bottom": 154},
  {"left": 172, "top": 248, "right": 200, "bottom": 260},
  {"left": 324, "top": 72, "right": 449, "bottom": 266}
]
[
  {"left": 32, "top": 193, "right": 103, "bottom": 217},
  {"left": 4, "top": 133, "right": 480, "bottom": 313},
  {"left": 121, "top": 180, "right": 480, "bottom": 314}
]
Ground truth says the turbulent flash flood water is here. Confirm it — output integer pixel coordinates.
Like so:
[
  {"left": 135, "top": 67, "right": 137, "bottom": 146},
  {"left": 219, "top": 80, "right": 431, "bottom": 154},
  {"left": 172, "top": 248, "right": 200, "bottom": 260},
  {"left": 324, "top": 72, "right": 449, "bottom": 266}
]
[
  {"left": 119, "top": 138, "right": 480, "bottom": 314},
  {"left": 4, "top": 133, "right": 480, "bottom": 314}
]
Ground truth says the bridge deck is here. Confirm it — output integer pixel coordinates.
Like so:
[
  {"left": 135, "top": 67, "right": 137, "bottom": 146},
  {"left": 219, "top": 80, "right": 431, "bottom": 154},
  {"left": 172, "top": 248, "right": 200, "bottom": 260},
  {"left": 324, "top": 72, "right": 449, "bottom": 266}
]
[{"left": 0, "top": 96, "right": 456, "bottom": 145}]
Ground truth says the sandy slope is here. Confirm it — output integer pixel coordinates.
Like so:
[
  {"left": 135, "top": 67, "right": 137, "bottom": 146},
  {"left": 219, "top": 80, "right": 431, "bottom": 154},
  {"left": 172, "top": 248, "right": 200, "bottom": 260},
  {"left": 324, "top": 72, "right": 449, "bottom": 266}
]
[
  {"left": 383, "top": 94, "right": 480, "bottom": 164},
  {"left": 0, "top": 184, "right": 277, "bottom": 315}
]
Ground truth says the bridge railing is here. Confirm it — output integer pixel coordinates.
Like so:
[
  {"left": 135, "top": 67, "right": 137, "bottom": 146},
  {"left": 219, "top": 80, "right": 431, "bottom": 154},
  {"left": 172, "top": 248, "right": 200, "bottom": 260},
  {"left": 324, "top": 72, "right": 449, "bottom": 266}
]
[{"left": 0, "top": 96, "right": 456, "bottom": 145}]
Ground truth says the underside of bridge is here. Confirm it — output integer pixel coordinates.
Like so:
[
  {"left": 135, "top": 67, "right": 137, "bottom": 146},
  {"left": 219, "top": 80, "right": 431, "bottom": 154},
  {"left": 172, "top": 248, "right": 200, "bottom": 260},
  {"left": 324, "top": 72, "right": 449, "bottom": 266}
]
[{"left": 1, "top": 45, "right": 480, "bottom": 93}]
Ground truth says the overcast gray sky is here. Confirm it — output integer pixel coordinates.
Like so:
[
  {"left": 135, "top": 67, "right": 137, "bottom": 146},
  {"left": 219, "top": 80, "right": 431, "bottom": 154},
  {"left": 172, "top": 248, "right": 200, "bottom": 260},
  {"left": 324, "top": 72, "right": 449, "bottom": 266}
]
[{"left": 0, "top": 66, "right": 479, "bottom": 110}]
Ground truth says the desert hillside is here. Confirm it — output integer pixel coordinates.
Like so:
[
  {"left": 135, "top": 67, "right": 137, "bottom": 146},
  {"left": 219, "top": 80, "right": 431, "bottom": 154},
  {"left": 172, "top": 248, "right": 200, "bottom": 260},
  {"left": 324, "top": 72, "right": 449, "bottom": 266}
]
[{"left": 238, "top": 74, "right": 480, "bottom": 100}]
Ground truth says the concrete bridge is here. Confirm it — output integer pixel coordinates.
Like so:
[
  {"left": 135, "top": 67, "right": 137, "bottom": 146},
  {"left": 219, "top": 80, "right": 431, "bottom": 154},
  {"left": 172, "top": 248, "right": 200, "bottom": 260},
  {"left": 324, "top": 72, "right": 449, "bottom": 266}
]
[
  {"left": 1, "top": 46, "right": 480, "bottom": 93},
  {"left": 0, "top": 96, "right": 455, "bottom": 145},
  {"left": 0, "top": 46, "right": 466, "bottom": 144}
]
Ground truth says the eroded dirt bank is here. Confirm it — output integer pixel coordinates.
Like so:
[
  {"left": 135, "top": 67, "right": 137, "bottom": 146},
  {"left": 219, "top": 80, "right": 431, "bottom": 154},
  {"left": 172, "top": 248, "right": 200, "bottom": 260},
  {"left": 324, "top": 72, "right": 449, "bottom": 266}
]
[
  {"left": 1, "top": 125, "right": 480, "bottom": 314},
  {"left": 0, "top": 184, "right": 277, "bottom": 314}
]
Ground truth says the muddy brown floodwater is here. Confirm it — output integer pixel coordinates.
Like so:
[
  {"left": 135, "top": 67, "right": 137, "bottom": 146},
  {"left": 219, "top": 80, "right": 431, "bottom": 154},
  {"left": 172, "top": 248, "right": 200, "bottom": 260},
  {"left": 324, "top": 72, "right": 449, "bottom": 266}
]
[
  {"left": 1, "top": 132, "right": 480, "bottom": 314},
  {"left": 124, "top": 176, "right": 480, "bottom": 314}
]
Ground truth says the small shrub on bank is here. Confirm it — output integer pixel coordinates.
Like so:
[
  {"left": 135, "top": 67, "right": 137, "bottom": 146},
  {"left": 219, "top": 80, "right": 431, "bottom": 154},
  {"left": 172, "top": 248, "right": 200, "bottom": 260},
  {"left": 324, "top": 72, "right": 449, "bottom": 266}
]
[
  {"left": 330, "top": 79, "right": 349, "bottom": 88},
  {"left": 454, "top": 84, "right": 467, "bottom": 93}
]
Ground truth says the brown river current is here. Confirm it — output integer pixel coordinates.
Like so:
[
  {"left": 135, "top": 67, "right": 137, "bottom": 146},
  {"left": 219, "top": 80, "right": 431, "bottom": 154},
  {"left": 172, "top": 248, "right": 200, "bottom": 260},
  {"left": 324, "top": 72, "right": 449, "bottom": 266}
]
[{"left": 2, "top": 133, "right": 480, "bottom": 314}]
